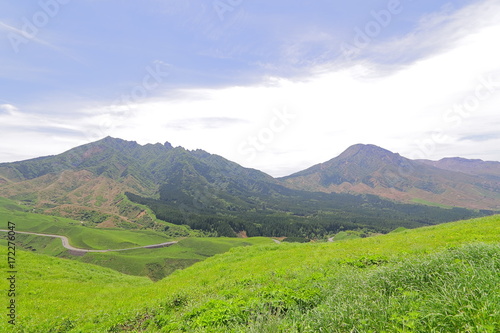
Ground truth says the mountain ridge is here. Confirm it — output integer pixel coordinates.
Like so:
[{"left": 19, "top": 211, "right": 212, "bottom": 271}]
[
  {"left": 417, "top": 157, "right": 500, "bottom": 180},
  {"left": 0, "top": 138, "right": 496, "bottom": 237}
]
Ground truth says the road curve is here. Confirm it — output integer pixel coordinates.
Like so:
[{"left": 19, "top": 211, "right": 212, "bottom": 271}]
[{"left": 0, "top": 229, "right": 178, "bottom": 255}]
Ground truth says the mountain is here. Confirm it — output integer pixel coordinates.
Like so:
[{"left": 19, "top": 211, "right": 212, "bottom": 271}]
[
  {"left": 417, "top": 157, "right": 500, "bottom": 180},
  {"left": 279, "top": 144, "right": 500, "bottom": 210},
  {"left": 0, "top": 136, "right": 278, "bottom": 229},
  {"left": 0, "top": 138, "right": 494, "bottom": 237}
]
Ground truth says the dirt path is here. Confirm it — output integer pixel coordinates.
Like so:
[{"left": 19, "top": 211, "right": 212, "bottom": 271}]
[{"left": 0, "top": 229, "right": 178, "bottom": 255}]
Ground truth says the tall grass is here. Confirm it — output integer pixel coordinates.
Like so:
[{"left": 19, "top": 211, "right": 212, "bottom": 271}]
[{"left": 294, "top": 243, "right": 500, "bottom": 332}]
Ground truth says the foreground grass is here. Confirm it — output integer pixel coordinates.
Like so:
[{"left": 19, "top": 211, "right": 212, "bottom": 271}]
[
  {"left": 236, "top": 243, "right": 500, "bottom": 332},
  {"left": 1, "top": 215, "right": 499, "bottom": 332},
  {"left": 0, "top": 248, "right": 154, "bottom": 332}
]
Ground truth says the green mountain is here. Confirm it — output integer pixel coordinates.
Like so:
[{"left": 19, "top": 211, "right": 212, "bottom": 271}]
[
  {"left": 0, "top": 138, "right": 494, "bottom": 238},
  {"left": 280, "top": 144, "right": 500, "bottom": 210},
  {"left": 0, "top": 137, "right": 170, "bottom": 229}
]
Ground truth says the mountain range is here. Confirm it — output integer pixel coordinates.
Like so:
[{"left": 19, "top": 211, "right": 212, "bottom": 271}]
[{"left": 0, "top": 137, "right": 498, "bottom": 237}]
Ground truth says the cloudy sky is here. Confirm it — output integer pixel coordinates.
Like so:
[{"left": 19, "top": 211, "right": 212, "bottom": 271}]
[{"left": 1, "top": 0, "right": 499, "bottom": 177}]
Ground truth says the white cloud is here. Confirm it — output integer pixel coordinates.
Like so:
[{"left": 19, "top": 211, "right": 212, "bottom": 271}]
[
  {"left": 364, "top": 0, "right": 500, "bottom": 65},
  {"left": 0, "top": 104, "right": 84, "bottom": 162},
  {"left": 98, "top": 4, "right": 500, "bottom": 176},
  {"left": 0, "top": 104, "right": 16, "bottom": 115}
]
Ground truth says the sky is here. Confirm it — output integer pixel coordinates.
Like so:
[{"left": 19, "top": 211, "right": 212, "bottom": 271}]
[{"left": 1, "top": 0, "right": 499, "bottom": 177}]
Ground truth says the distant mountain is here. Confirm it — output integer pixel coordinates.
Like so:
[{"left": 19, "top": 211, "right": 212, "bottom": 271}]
[
  {"left": 280, "top": 144, "right": 500, "bottom": 210},
  {"left": 0, "top": 138, "right": 494, "bottom": 237},
  {"left": 417, "top": 157, "right": 500, "bottom": 180}
]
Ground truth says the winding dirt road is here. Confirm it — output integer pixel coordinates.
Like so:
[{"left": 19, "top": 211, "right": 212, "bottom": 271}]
[{"left": 0, "top": 229, "right": 178, "bottom": 255}]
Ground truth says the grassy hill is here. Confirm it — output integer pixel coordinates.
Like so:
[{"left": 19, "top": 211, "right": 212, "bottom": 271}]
[
  {"left": 2, "top": 214, "right": 499, "bottom": 332},
  {"left": 0, "top": 197, "right": 178, "bottom": 250},
  {"left": 0, "top": 197, "right": 274, "bottom": 280}
]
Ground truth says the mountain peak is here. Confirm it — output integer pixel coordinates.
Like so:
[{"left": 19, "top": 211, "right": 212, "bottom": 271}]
[
  {"left": 339, "top": 144, "right": 397, "bottom": 159},
  {"left": 282, "top": 144, "right": 409, "bottom": 186},
  {"left": 100, "top": 136, "right": 130, "bottom": 143}
]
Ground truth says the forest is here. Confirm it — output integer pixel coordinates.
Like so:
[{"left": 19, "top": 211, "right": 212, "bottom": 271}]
[{"left": 126, "top": 186, "right": 491, "bottom": 238}]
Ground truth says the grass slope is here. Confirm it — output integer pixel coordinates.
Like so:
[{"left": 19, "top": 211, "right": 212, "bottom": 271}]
[
  {"left": 1, "top": 215, "right": 499, "bottom": 332},
  {"left": 0, "top": 248, "right": 154, "bottom": 332},
  {"left": 0, "top": 197, "right": 274, "bottom": 280},
  {"left": 69, "top": 237, "right": 273, "bottom": 280},
  {"left": 0, "top": 197, "right": 175, "bottom": 250}
]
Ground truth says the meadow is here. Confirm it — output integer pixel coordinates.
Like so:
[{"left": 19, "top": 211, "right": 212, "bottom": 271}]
[
  {"left": 0, "top": 197, "right": 273, "bottom": 280},
  {"left": 0, "top": 197, "right": 175, "bottom": 250},
  {"left": 1, "top": 212, "right": 499, "bottom": 332}
]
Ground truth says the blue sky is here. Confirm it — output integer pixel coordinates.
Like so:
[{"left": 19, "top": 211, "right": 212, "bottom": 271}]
[{"left": 1, "top": 0, "right": 499, "bottom": 176}]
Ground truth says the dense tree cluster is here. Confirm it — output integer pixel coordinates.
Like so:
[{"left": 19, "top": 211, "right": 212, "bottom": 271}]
[{"left": 126, "top": 188, "right": 489, "bottom": 238}]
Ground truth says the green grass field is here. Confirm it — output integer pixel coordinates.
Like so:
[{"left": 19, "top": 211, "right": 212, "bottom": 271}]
[
  {"left": 0, "top": 197, "right": 175, "bottom": 249},
  {"left": 0, "top": 197, "right": 275, "bottom": 280},
  {"left": 1, "top": 213, "right": 499, "bottom": 332},
  {"left": 410, "top": 198, "right": 455, "bottom": 209},
  {"left": 330, "top": 230, "right": 362, "bottom": 241},
  {"left": 69, "top": 237, "right": 273, "bottom": 280}
]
